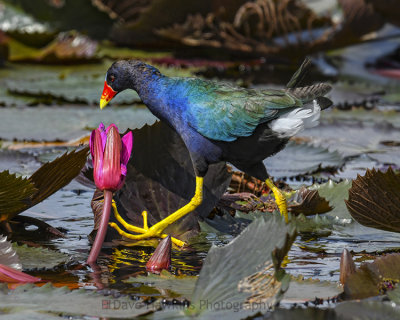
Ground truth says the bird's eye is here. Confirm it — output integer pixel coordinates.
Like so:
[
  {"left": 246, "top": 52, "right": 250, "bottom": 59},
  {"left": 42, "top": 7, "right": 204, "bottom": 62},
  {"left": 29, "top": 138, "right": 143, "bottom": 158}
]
[{"left": 110, "top": 75, "right": 115, "bottom": 82}]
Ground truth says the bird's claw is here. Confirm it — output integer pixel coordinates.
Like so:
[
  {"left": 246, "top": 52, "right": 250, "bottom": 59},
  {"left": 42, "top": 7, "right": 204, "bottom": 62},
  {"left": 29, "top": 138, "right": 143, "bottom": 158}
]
[{"left": 109, "top": 201, "right": 186, "bottom": 247}]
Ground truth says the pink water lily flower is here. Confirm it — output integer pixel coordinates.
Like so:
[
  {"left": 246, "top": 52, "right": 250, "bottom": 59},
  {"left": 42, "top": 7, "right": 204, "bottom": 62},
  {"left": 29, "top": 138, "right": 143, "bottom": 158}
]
[
  {"left": 90, "top": 123, "right": 133, "bottom": 192},
  {"left": 87, "top": 123, "right": 133, "bottom": 265}
]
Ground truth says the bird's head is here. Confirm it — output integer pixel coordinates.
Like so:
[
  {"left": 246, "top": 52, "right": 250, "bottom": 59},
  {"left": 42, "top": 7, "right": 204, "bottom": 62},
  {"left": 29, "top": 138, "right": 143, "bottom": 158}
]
[{"left": 100, "top": 60, "right": 145, "bottom": 109}]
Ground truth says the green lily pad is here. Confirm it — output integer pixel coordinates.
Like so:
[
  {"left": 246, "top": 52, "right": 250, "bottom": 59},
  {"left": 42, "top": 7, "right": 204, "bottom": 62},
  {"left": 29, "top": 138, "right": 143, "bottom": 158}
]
[
  {"left": 282, "top": 276, "right": 342, "bottom": 303},
  {"left": 125, "top": 270, "right": 197, "bottom": 299},
  {"left": 309, "top": 180, "right": 352, "bottom": 219},
  {"left": 264, "top": 141, "right": 345, "bottom": 179},
  {"left": 148, "top": 213, "right": 296, "bottom": 319},
  {"left": 0, "top": 283, "right": 149, "bottom": 318},
  {"left": 0, "top": 106, "right": 156, "bottom": 141},
  {"left": 12, "top": 243, "right": 68, "bottom": 270},
  {"left": 0, "top": 149, "right": 40, "bottom": 176},
  {"left": 189, "top": 213, "right": 296, "bottom": 318}
]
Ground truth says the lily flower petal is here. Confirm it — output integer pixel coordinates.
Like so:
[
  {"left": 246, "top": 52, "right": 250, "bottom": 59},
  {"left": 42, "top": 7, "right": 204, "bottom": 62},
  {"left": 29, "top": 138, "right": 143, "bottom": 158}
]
[
  {"left": 0, "top": 264, "right": 40, "bottom": 283},
  {"left": 102, "top": 126, "right": 122, "bottom": 191},
  {"left": 121, "top": 131, "right": 133, "bottom": 168}
]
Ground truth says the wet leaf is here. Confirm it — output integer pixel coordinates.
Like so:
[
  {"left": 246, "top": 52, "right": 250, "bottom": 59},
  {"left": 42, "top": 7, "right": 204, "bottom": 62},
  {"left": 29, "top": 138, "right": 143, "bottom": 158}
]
[
  {"left": 282, "top": 276, "right": 342, "bottom": 303},
  {"left": 0, "top": 171, "right": 36, "bottom": 222},
  {"left": 92, "top": 121, "right": 231, "bottom": 240},
  {"left": 4, "top": 63, "right": 139, "bottom": 106},
  {"left": 0, "top": 149, "right": 40, "bottom": 176},
  {"left": 264, "top": 141, "right": 344, "bottom": 179},
  {"left": 28, "top": 147, "right": 89, "bottom": 207},
  {"left": 268, "top": 300, "right": 400, "bottom": 320},
  {"left": 0, "top": 106, "right": 156, "bottom": 141},
  {"left": 216, "top": 192, "right": 266, "bottom": 214},
  {"left": 0, "top": 235, "right": 21, "bottom": 270},
  {"left": 12, "top": 244, "right": 68, "bottom": 270},
  {"left": 0, "top": 283, "right": 149, "bottom": 318},
  {"left": 0, "top": 147, "right": 88, "bottom": 223},
  {"left": 288, "top": 187, "right": 332, "bottom": 216},
  {"left": 125, "top": 270, "right": 197, "bottom": 299},
  {"left": 10, "top": 31, "right": 99, "bottom": 64},
  {"left": 340, "top": 249, "right": 356, "bottom": 285},
  {"left": 345, "top": 168, "right": 400, "bottom": 233},
  {"left": 0, "top": 2, "right": 55, "bottom": 46},
  {"left": 293, "top": 213, "right": 335, "bottom": 234},
  {"left": 343, "top": 253, "right": 400, "bottom": 299},
  {"left": 188, "top": 213, "right": 296, "bottom": 319},
  {"left": 5, "top": 0, "right": 114, "bottom": 40},
  {"left": 309, "top": 180, "right": 352, "bottom": 219}
]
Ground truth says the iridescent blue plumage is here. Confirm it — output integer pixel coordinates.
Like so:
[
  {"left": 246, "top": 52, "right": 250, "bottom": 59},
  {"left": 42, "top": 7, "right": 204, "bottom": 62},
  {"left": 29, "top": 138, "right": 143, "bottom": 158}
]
[
  {"left": 100, "top": 58, "right": 333, "bottom": 241},
  {"left": 104, "top": 59, "right": 332, "bottom": 179}
]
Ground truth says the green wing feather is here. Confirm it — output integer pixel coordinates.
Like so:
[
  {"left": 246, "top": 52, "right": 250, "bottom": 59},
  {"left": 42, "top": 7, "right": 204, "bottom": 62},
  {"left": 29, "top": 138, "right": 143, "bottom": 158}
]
[{"left": 183, "top": 79, "right": 303, "bottom": 142}]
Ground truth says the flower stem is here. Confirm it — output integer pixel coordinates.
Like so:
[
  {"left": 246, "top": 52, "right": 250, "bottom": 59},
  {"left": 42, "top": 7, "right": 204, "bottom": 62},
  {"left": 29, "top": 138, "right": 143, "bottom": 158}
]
[{"left": 87, "top": 190, "right": 112, "bottom": 265}]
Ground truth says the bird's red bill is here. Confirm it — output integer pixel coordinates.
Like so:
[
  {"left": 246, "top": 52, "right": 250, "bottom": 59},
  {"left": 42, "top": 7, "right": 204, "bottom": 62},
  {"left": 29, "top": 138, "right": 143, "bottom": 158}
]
[{"left": 100, "top": 81, "right": 117, "bottom": 109}]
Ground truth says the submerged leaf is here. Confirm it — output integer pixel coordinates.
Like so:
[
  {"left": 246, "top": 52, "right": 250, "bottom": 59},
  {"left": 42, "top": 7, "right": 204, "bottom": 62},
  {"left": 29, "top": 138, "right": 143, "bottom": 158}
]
[{"left": 345, "top": 168, "right": 400, "bottom": 233}]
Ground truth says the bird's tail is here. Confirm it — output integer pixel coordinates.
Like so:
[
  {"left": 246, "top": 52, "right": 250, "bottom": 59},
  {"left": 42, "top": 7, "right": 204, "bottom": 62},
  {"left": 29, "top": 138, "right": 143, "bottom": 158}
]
[
  {"left": 287, "top": 83, "right": 332, "bottom": 110},
  {"left": 286, "top": 57, "right": 333, "bottom": 110}
]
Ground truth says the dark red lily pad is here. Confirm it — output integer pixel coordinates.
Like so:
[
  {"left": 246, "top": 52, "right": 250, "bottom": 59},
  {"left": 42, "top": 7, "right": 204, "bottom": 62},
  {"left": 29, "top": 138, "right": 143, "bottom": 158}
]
[
  {"left": 288, "top": 187, "right": 332, "bottom": 216},
  {"left": 0, "top": 147, "right": 89, "bottom": 229},
  {"left": 345, "top": 167, "right": 400, "bottom": 233}
]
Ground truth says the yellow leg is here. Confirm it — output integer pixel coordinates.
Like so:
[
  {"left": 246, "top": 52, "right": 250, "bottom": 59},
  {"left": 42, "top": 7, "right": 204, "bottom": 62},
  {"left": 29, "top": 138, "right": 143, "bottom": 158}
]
[
  {"left": 109, "top": 177, "right": 204, "bottom": 246},
  {"left": 265, "top": 178, "right": 288, "bottom": 223}
]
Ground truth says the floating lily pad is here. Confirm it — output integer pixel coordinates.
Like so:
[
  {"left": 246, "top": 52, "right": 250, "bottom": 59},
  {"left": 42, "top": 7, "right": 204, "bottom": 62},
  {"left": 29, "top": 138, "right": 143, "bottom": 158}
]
[
  {"left": 0, "top": 171, "right": 36, "bottom": 222},
  {"left": 309, "top": 180, "right": 352, "bottom": 219},
  {"left": 189, "top": 213, "right": 296, "bottom": 319},
  {"left": 10, "top": 31, "right": 99, "bottom": 64},
  {"left": 0, "top": 2, "right": 55, "bottom": 47},
  {"left": 12, "top": 243, "right": 68, "bottom": 270},
  {"left": 288, "top": 187, "right": 332, "bottom": 216},
  {"left": 264, "top": 141, "right": 344, "bottom": 179},
  {"left": 126, "top": 270, "right": 197, "bottom": 299},
  {"left": 345, "top": 168, "right": 400, "bottom": 233},
  {"left": 0, "top": 148, "right": 88, "bottom": 223},
  {"left": 0, "top": 106, "right": 156, "bottom": 141},
  {"left": 282, "top": 276, "right": 342, "bottom": 303},
  {"left": 0, "top": 283, "right": 149, "bottom": 318},
  {"left": 0, "top": 149, "right": 40, "bottom": 176}
]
